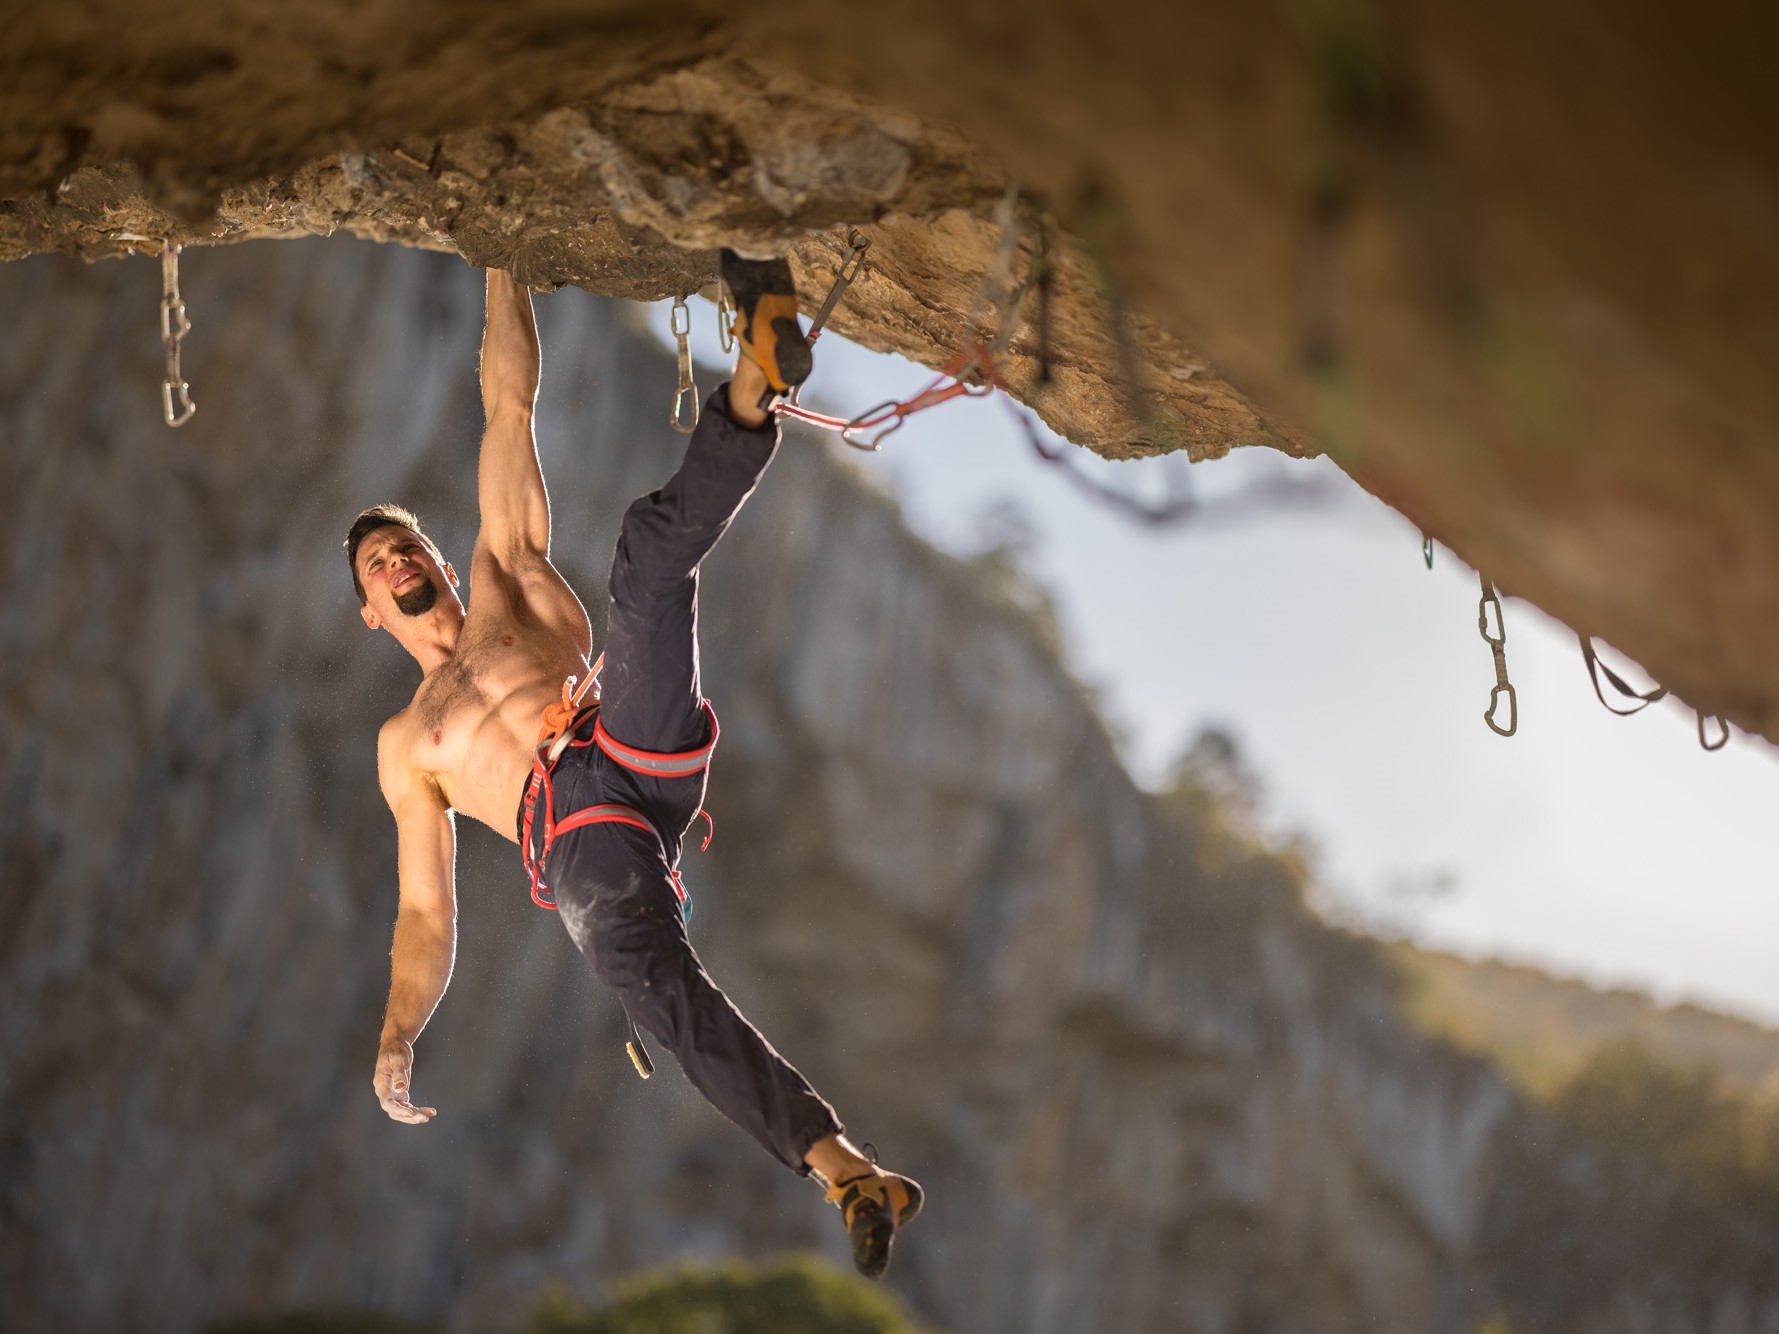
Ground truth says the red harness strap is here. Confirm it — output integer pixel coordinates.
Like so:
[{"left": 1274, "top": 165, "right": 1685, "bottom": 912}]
[
  {"left": 519, "top": 661, "right": 721, "bottom": 915},
  {"left": 593, "top": 701, "right": 719, "bottom": 777}
]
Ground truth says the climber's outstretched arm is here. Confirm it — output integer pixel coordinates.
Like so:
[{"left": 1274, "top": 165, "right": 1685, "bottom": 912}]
[
  {"left": 371, "top": 722, "right": 457, "bottom": 1125},
  {"left": 475, "top": 268, "right": 549, "bottom": 560}
]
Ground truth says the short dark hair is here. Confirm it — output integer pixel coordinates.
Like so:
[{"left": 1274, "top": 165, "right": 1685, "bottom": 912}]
[{"left": 343, "top": 504, "right": 444, "bottom": 604}]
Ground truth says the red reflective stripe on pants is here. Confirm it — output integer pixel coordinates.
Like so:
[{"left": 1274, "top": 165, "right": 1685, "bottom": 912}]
[{"left": 592, "top": 700, "right": 720, "bottom": 778}]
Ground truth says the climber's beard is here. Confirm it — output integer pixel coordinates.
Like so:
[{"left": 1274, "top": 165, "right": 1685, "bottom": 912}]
[{"left": 393, "top": 578, "right": 440, "bottom": 617}]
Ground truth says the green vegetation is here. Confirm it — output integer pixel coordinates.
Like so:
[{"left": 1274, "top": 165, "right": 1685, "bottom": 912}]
[
  {"left": 207, "top": 1310, "right": 433, "bottom": 1334},
  {"left": 1157, "top": 726, "right": 1319, "bottom": 920},
  {"left": 1552, "top": 1039, "right": 1779, "bottom": 1224},
  {"left": 527, "top": 1254, "right": 938, "bottom": 1334},
  {"left": 208, "top": 1255, "right": 938, "bottom": 1334},
  {"left": 1396, "top": 947, "right": 1779, "bottom": 1101},
  {"left": 1401, "top": 945, "right": 1779, "bottom": 1226}
]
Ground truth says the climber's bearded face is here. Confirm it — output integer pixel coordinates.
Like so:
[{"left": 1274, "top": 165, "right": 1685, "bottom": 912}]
[{"left": 356, "top": 526, "right": 459, "bottom": 629}]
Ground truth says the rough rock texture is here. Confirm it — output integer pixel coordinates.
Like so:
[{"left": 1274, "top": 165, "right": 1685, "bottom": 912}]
[
  {"left": 5, "top": 239, "right": 1779, "bottom": 1334},
  {"left": 4, "top": 2, "right": 1779, "bottom": 744}
]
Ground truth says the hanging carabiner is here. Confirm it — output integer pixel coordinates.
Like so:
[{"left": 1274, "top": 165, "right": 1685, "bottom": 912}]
[
  {"left": 669, "top": 296, "right": 698, "bottom": 434},
  {"left": 159, "top": 243, "right": 196, "bottom": 428},
  {"left": 788, "top": 228, "right": 872, "bottom": 409},
  {"left": 1578, "top": 635, "right": 1668, "bottom": 716},
  {"left": 716, "top": 285, "right": 736, "bottom": 355},
  {"left": 1698, "top": 712, "right": 1730, "bottom": 752},
  {"left": 1477, "top": 573, "right": 1517, "bottom": 736}
]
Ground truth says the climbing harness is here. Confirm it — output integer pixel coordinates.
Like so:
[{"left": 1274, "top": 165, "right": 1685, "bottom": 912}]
[
  {"left": 517, "top": 654, "right": 722, "bottom": 1080},
  {"left": 159, "top": 244, "right": 196, "bottom": 427},
  {"left": 518, "top": 658, "right": 717, "bottom": 916},
  {"left": 1477, "top": 574, "right": 1517, "bottom": 736},
  {"left": 669, "top": 296, "right": 698, "bottom": 433}
]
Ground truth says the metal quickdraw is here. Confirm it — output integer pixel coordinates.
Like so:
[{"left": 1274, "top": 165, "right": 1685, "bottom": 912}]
[
  {"left": 762, "top": 204, "right": 1321, "bottom": 529},
  {"left": 1698, "top": 712, "right": 1730, "bottom": 751},
  {"left": 1577, "top": 633, "right": 1731, "bottom": 752},
  {"left": 716, "top": 284, "right": 737, "bottom": 355},
  {"left": 970, "top": 187, "right": 1035, "bottom": 363},
  {"left": 1477, "top": 573, "right": 1517, "bottom": 736},
  {"left": 669, "top": 296, "right": 698, "bottom": 433},
  {"left": 1578, "top": 635, "right": 1668, "bottom": 716},
  {"left": 159, "top": 244, "right": 196, "bottom": 427},
  {"left": 804, "top": 229, "right": 871, "bottom": 350},
  {"left": 1030, "top": 215, "right": 1054, "bottom": 386},
  {"left": 774, "top": 343, "right": 997, "bottom": 451},
  {"left": 783, "top": 229, "right": 871, "bottom": 410}
]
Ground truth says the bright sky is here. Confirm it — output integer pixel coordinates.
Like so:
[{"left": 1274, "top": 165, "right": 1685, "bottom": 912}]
[{"left": 647, "top": 298, "right": 1779, "bottom": 1028}]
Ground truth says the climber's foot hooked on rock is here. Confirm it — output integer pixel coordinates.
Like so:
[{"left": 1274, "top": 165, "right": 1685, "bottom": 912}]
[
  {"left": 721, "top": 248, "right": 811, "bottom": 403},
  {"left": 826, "top": 1166, "right": 924, "bottom": 1280}
]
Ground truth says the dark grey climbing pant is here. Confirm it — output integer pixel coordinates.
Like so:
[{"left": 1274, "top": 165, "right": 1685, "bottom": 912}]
[{"left": 519, "top": 384, "right": 843, "bottom": 1172}]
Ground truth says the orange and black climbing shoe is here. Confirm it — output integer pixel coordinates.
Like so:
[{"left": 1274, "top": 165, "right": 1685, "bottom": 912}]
[
  {"left": 826, "top": 1168, "right": 924, "bottom": 1280},
  {"left": 720, "top": 248, "right": 811, "bottom": 398}
]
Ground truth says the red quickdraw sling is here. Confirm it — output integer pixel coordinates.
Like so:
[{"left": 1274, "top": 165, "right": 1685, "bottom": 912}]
[
  {"left": 773, "top": 343, "right": 998, "bottom": 451},
  {"left": 518, "top": 654, "right": 720, "bottom": 917}
]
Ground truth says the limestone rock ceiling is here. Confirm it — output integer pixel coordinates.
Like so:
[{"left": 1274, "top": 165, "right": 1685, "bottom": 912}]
[{"left": 5, "top": 1, "right": 1778, "bottom": 740}]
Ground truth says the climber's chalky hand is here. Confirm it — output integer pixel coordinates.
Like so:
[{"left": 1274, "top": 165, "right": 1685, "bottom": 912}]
[{"left": 374, "top": 1036, "right": 437, "bottom": 1124}]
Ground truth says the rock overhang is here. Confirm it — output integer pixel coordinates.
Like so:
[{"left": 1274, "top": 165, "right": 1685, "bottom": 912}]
[{"left": 6, "top": 0, "right": 1778, "bottom": 742}]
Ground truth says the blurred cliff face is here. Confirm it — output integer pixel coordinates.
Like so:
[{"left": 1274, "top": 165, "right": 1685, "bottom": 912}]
[{"left": 2, "top": 239, "right": 1778, "bottom": 1334}]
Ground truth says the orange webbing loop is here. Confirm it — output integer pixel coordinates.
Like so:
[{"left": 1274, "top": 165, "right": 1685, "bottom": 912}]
[{"left": 536, "top": 653, "right": 605, "bottom": 750}]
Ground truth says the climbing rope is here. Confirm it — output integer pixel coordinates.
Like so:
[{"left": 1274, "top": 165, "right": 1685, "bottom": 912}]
[
  {"left": 1477, "top": 573, "right": 1517, "bottom": 737},
  {"left": 159, "top": 244, "right": 196, "bottom": 427},
  {"left": 669, "top": 295, "right": 698, "bottom": 433}
]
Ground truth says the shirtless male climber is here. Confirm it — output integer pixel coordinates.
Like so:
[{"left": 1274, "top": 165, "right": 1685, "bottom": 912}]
[{"left": 343, "top": 256, "right": 922, "bottom": 1278}]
